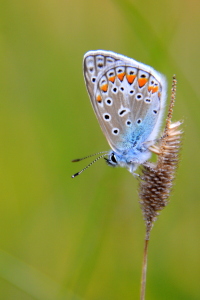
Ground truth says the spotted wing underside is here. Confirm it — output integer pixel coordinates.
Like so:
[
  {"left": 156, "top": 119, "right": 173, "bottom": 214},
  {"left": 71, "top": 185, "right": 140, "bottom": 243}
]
[{"left": 83, "top": 50, "right": 167, "bottom": 153}]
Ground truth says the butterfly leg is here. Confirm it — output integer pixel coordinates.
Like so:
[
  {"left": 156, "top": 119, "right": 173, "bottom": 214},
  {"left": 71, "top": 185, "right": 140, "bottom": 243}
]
[{"left": 142, "top": 161, "right": 157, "bottom": 172}]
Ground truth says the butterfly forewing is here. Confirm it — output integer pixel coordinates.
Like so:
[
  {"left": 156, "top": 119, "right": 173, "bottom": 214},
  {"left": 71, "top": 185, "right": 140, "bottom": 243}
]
[{"left": 83, "top": 50, "right": 167, "bottom": 153}]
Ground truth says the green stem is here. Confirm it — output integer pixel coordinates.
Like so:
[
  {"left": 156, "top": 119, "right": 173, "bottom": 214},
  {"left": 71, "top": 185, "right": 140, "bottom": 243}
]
[{"left": 140, "top": 238, "right": 149, "bottom": 300}]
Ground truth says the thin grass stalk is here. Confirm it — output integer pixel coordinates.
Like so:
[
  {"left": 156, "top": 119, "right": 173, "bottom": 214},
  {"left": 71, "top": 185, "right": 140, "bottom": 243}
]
[{"left": 140, "top": 239, "right": 149, "bottom": 300}]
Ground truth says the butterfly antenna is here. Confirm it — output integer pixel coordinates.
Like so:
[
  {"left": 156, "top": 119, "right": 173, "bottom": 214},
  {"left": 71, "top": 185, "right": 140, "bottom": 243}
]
[
  {"left": 71, "top": 151, "right": 108, "bottom": 162},
  {"left": 71, "top": 153, "right": 107, "bottom": 178}
]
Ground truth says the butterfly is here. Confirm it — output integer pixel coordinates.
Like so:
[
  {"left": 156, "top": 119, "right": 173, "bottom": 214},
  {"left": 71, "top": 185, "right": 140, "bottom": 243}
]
[{"left": 72, "top": 50, "right": 167, "bottom": 177}]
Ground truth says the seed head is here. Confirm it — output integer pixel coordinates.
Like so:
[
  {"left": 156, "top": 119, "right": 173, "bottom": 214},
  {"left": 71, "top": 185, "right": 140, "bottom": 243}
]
[{"left": 139, "top": 76, "right": 183, "bottom": 239}]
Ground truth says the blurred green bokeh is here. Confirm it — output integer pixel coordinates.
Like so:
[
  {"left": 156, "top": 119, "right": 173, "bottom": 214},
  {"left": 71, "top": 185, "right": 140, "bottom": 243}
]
[{"left": 0, "top": 0, "right": 199, "bottom": 299}]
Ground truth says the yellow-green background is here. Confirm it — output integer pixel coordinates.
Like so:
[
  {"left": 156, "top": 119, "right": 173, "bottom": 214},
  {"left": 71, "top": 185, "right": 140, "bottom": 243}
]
[{"left": 0, "top": 1, "right": 199, "bottom": 299}]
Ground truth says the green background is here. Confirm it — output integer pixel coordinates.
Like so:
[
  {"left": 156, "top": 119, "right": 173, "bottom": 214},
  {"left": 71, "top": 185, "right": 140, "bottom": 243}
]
[{"left": 0, "top": 0, "right": 199, "bottom": 299}]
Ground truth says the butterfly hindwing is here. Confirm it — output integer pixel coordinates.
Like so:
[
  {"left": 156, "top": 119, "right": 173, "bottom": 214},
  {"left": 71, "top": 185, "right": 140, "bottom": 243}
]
[{"left": 83, "top": 50, "right": 167, "bottom": 153}]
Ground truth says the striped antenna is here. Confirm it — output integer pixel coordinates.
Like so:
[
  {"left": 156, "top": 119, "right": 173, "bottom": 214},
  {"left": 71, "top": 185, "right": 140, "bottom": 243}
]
[
  {"left": 71, "top": 153, "right": 108, "bottom": 178},
  {"left": 71, "top": 151, "right": 108, "bottom": 162}
]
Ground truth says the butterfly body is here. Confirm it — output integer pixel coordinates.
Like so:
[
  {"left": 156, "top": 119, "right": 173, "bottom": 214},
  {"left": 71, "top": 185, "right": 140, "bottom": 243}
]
[{"left": 83, "top": 50, "right": 167, "bottom": 174}]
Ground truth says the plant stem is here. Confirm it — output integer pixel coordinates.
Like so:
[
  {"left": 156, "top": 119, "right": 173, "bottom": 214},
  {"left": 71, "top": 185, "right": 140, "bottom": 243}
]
[{"left": 140, "top": 238, "right": 149, "bottom": 300}]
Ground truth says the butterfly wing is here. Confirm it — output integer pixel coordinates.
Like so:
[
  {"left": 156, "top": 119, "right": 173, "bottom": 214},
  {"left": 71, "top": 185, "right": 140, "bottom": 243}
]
[{"left": 83, "top": 50, "right": 167, "bottom": 154}]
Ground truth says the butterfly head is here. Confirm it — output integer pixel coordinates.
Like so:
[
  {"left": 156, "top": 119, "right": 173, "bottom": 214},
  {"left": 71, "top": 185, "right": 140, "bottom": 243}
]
[
  {"left": 105, "top": 149, "right": 150, "bottom": 174},
  {"left": 104, "top": 151, "right": 118, "bottom": 167}
]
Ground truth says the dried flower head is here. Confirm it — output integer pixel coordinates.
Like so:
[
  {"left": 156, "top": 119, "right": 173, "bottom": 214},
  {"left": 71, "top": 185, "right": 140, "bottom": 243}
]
[{"left": 139, "top": 76, "right": 183, "bottom": 239}]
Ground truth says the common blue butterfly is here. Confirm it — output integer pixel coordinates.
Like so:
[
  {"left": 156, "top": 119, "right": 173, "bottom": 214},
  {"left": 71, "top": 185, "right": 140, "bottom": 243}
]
[{"left": 72, "top": 50, "right": 167, "bottom": 177}]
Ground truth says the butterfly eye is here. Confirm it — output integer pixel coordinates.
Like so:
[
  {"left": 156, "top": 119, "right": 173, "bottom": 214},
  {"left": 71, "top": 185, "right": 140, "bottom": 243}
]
[{"left": 111, "top": 153, "right": 117, "bottom": 164}]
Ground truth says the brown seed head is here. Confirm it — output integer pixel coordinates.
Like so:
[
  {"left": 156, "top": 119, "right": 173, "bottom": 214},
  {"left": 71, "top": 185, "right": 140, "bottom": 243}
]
[{"left": 139, "top": 76, "right": 183, "bottom": 239}]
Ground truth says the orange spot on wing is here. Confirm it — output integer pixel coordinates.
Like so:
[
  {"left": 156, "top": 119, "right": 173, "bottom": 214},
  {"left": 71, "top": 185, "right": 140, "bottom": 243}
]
[
  {"left": 148, "top": 86, "right": 153, "bottom": 92},
  {"left": 126, "top": 74, "right": 136, "bottom": 84},
  {"left": 152, "top": 86, "right": 158, "bottom": 93},
  {"left": 100, "top": 84, "right": 108, "bottom": 92},
  {"left": 138, "top": 78, "right": 148, "bottom": 87},
  {"left": 108, "top": 76, "right": 115, "bottom": 83},
  {"left": 158, "top": 92, "right": 161, "bottom": 98},
  {"left": 117, "top": 72, "right": 125, "bottom": 81},
  {"left": 96, "top": 95, "right": 102, "bottom": 102}
]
